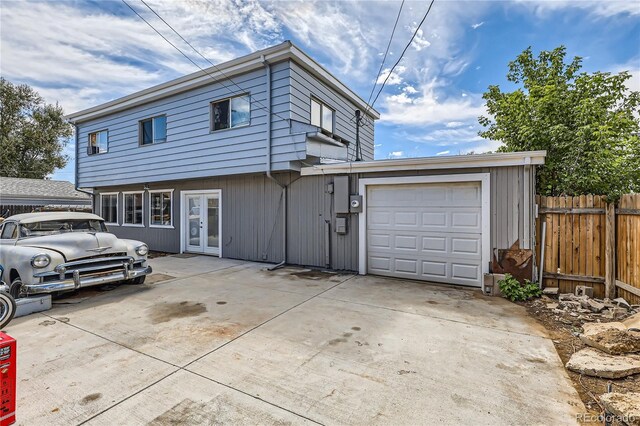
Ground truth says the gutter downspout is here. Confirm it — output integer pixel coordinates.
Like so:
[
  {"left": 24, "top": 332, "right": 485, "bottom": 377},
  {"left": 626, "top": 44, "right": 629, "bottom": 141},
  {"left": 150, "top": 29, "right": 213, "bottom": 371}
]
[
  {"left": 262, "top": 56, "right": 287, "bottom": 271},
  {"left": 73, "top": 123, "right": 95, "bottom": 209}
]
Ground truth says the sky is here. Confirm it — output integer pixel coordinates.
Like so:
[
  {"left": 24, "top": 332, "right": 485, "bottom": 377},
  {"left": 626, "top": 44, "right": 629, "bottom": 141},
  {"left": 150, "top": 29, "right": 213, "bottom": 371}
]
[{"left": 1, "top": 0, "right": 638, "bottom": 182}]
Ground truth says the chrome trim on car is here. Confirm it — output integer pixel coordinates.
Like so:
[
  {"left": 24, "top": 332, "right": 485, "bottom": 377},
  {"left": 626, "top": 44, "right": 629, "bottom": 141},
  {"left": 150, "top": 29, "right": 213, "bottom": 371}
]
[{"left": 24, "top": 265, "right": 152, "bottom": 295}]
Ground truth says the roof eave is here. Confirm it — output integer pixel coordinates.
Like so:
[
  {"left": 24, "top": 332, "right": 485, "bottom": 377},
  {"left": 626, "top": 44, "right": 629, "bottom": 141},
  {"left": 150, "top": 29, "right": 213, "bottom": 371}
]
[
  {"left": 300, "top": 150, "right": 547, "bottom": 176},
  {"left": 65, "top": 41, "right": 380, "bottom": 123}
]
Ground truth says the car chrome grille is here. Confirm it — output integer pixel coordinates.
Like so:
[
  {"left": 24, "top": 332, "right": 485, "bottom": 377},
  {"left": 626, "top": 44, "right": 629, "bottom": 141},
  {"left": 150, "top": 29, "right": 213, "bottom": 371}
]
[{"left": 36, "top": 254, "right": 143, "bottom": 283}]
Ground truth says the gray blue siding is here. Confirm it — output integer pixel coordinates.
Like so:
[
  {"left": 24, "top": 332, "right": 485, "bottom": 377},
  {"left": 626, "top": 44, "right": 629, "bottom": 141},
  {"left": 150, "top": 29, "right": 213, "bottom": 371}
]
[
  {"left": 77, "top": 60, "right": 375, "bottom": 188},
  {"left": 97, "top": 165, "right": 536, "bottom": 273}
]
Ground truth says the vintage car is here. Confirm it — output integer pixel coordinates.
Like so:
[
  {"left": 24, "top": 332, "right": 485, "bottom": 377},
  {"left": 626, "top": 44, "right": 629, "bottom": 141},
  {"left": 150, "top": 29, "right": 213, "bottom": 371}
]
[{"left": 0, "top": 212, "right": 152, "bottom": 298}]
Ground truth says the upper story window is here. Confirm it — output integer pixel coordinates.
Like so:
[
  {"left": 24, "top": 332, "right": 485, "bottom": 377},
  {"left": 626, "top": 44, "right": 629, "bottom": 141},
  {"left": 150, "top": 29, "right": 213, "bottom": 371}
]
[
  {"left": 88, "top": 130, "right": 108, "bottom": 155},
  {"left": 123, "top": 192, "right": 144, "bottom": 226},
  {"left": 140, "top": 115, "right": 167, "bottom": 146},
  {"left": 310, "top": 98, "right": 334, "bottom": 134},
  {"left": 101, "top": 193, "right": 118, "bottom": 225},
  {"left": 211, "top": 94, "right": 250, "bottom": 131}
]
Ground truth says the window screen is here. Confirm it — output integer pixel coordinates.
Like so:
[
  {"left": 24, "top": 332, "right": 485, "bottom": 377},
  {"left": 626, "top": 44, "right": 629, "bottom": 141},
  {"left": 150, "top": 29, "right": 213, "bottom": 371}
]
[{"left": 88, "top": 130, "right": 108, "bottom": 155}]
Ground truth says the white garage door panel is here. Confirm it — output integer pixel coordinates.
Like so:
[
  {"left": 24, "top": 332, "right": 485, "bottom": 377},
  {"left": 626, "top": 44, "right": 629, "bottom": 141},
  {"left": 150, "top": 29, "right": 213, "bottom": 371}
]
[{"left": 367, "top": 182, "right": 483, "bottom": 287}]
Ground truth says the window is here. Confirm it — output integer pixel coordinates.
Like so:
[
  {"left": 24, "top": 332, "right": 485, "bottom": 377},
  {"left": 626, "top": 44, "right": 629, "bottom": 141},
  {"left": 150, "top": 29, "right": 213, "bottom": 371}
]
[
  {"left": 150, "top": 190, "right": 173, "bottom": 227},
  {"left": 123, "top": 192, "right": 144, "bottom": 226},
  {"left": 0, "top": 222, "right": 17, "bottom": 239},
  {"left": 139, "top": 115, "right": 167, "bottom": 146},
  {"left": 211, "top": 94, "right": 250, "bottom": 131},
  {"left": 101, "top": 193, "right": 118, "bottom": 225},
  {"left": 310, "top": 98, "right": 334, "bottom": 133},
  {"left": 88, "top": 130, "right": 108, "bottom": 155}
]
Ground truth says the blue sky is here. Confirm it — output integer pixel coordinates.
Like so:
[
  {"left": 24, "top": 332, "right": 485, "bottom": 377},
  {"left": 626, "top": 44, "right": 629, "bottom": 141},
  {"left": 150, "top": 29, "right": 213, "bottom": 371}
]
[{"left": 1, "top": 0, "right": 638, "bottom": 182}]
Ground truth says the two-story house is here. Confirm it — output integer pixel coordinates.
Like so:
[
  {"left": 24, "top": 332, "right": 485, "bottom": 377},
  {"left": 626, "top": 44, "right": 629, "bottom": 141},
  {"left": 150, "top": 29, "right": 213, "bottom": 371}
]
[{"left": 68, "top": 41, "right": 545, "bottom": 290}]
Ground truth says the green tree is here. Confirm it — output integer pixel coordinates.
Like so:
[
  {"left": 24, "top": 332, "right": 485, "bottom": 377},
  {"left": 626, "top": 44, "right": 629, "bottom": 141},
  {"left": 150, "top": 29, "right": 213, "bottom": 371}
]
[
  {"left": 479, "top": 46, "right": 640, "bottom": 199},
  {"left": 0, "top": 78, "right": 73, "bottom": 179}
]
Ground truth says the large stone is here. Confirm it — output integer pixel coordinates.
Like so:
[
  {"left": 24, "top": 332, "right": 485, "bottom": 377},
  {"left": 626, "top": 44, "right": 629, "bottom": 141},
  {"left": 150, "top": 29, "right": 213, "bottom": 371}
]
[
  {"left": 586, "top": 299, "right": 606, "bottom": 313},
  {"left": 624, "top": 312, "right": 640, "bottom": 330},
  {"left": 543, "top": 287, "right": 559, "bottom": 296},
  {"left": 566, "top": 348, "right": 640, "bottom": 379},
  {"left": 599, "top": 392, "right": 640, "bottom": 426},
  {"left": 613, "top": 297, "right": 632, "bottom": 311},
  {"left": 580, "top": 323, "right": 640, "bottom": 355}
]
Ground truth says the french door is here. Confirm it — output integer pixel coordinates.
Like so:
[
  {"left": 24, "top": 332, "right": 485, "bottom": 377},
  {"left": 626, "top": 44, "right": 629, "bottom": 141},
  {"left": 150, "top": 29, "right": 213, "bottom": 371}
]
[{"left": 182, "top": 190, "right": 221, "bottom": 256}]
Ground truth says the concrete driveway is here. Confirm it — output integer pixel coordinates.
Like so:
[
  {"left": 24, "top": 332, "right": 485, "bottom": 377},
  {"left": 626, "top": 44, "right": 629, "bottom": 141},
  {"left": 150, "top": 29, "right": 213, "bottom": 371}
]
[{"left": 5, "top": 255, "right": 584, "bottom": 425}]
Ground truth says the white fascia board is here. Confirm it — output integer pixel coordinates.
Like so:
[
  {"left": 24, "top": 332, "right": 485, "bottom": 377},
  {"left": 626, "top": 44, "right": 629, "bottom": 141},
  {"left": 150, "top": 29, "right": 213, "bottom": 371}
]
[
  {"left": 65, "top": 41, "right": 380, "bottom": 123},
  {"left": 301, "top": 150, "right": 546, "bottom": 176}
]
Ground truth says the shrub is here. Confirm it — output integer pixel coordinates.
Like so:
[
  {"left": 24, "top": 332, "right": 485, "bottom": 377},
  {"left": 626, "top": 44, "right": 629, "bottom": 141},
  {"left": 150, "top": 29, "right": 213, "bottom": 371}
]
[{"left": 498, "top": 273, "right": 542, "bottom": 302}]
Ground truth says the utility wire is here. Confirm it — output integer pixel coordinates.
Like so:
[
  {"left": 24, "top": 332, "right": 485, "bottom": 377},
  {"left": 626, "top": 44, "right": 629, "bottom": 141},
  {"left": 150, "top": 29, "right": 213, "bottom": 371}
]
[
  {"left": 368, "top": 0, "right": 435, "bottom": 111},
  {"left": 364, "top": 0, "right": 405, "bottom": 109},
  {"left": 121, "top": 0, "right": 289, "bottom": 125}
]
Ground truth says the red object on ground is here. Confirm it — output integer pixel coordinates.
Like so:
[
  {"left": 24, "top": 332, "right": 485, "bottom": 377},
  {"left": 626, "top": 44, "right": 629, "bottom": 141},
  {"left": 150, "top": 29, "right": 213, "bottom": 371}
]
[{"left": 0, "top": 332, "right": 16, "bottom": 426}]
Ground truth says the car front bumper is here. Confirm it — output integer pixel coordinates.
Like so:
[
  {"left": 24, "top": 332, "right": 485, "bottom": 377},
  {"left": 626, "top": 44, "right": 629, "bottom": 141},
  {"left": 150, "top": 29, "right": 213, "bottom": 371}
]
[{"left": 26, "top": 258, "right": 152, "bottom": 295}]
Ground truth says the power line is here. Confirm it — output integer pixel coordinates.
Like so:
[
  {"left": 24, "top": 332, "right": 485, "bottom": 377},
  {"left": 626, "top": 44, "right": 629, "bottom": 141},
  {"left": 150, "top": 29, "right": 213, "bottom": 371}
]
[
  {"left": 121, "top": 0, "right": 289, "bottom": 125},
  {"left": 364, "top": 0, "right": 405, "bottom": 111},
  {"left": 369, "top": 0, "right": 435, "bottom": 111}
]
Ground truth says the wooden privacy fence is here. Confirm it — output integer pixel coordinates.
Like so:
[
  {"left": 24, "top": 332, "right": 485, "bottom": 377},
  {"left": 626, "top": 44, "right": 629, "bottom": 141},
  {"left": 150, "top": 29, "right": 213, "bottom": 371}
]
[{"left": 535, "top": 194, "right": 640, "bottom": 304}]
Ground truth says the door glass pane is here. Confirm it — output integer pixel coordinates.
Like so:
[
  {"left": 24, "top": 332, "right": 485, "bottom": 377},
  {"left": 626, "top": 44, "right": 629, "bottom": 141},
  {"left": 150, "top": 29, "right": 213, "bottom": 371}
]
[
  {"left": 187, "top": 196, "right": 201, "bottom": 246},
  {"left": 207, "top": 197, "right": 219, "bottom": 249}
]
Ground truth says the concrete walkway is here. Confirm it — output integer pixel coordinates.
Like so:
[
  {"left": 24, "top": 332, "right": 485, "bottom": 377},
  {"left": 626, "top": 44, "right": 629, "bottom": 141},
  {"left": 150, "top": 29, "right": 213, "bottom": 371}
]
[{"left": 5, "top": 255, "right": 584, "bottom": 425}]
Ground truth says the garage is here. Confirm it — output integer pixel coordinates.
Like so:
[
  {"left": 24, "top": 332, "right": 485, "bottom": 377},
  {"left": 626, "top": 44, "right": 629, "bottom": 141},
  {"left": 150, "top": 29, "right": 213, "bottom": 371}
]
[{"left": 358, "top": 174, "right": 491, "bottom": 288}]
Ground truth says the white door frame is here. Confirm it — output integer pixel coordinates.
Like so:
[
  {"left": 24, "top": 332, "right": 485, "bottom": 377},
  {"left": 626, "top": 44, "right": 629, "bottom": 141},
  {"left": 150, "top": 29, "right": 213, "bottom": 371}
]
[
  {"left": 180, "top": 189, "right": 223, "bottom": 257},
  {"left": 358, "top": 173, "right": 491, "bottom": 288}
]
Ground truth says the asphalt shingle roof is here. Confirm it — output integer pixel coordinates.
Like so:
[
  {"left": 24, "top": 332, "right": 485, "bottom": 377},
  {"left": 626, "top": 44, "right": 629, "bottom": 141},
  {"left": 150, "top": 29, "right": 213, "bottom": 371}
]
[{"left": 0, "top": 177, "right": 91, "bottom": 203}]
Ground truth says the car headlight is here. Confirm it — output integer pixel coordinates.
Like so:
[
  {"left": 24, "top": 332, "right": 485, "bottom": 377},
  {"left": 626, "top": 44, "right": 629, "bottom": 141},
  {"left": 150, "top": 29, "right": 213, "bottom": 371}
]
[
  {"left": 31, "top": 254, "right": 51, "bottom": 268},
  {"left": 135, "top": 244, "right": 149, "bottom": 256}
]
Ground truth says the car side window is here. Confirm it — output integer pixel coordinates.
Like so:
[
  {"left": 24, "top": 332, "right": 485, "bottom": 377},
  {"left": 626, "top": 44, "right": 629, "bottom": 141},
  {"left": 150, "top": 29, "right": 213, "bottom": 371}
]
[{"left": 0, "top": 222, "right": 17, "bottom": 239}]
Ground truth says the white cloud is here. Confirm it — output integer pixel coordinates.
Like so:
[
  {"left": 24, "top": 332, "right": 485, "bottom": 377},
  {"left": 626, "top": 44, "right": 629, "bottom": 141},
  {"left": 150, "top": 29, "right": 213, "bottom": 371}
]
[
  {"left": 388, "top": 151, "right": 405, "bottom": 159},
  {"left": 376, "top": 66, "right": 406, "bottom": 85},
  {"left": 436, "top": 150, "right": 450, "bottom": 156},
  {"left": 460, "top": 139, "right": 504, "bottom": 154},
  {"left": 380, "top": 80, "right": 486, "bottom": 126},
  {"left": 471, "top": 22, "right": 484, "bottom": 29},
  {"left": 445, "top": 121, "right": 464, "bottom": 128},
  {"left": 518, "top": 1, "right": 640, "bottom": 18}
]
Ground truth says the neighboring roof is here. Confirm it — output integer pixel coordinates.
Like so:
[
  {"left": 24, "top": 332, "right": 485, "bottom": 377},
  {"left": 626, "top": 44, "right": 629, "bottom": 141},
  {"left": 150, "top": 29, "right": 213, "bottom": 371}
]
[
  {"left": 0, "top": 177, "right": 92, "bottom": 206},
  {"left": 300, "top": 150, "right": 547, "bottom": 176},
  {"left": 65, "top": 41, "right": 381, "bottom": 123},
  {"left": 5, "top": 212, "right": 102, "bottom": 224}
]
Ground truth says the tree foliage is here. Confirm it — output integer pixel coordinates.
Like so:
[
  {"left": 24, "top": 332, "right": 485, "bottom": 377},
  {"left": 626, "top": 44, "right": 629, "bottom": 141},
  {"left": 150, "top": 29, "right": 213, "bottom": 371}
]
[
  {"left": 479, "top": 46, "right": 640, "bottom": 199},
  {"left": 0, "top": 78, "right": 73, "bottom": 179}
]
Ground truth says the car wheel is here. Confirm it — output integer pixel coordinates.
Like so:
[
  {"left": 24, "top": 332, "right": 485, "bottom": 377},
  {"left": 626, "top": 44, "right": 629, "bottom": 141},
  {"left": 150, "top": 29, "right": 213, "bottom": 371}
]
[
  {"left": 0, "top": 291, "right": 16, "bottom": 330},
  {"left": 130, "top": 276, "right": 146, "bottom": 285},
  {"left": 9, "top": 277, "right": 23, "bottom": 299}
]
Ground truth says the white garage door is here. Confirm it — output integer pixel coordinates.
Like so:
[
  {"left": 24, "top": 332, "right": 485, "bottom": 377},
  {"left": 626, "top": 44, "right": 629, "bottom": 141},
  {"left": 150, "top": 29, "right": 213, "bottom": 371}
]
[{"left": 366, "top": 182, "right": 483, "bottom": 287}]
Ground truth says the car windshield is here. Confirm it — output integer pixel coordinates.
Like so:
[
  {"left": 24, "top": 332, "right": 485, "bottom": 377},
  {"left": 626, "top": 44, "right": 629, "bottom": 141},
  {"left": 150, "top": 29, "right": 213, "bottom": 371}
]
[{"left": 19, "top": 219, "right": 107, "bottom": 238}]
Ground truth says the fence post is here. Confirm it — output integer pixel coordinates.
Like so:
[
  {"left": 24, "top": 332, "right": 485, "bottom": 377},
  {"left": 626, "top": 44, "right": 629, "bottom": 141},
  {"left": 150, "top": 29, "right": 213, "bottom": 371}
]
[{"left": 605, "top": 202, "right": 616, "bottom": 299}]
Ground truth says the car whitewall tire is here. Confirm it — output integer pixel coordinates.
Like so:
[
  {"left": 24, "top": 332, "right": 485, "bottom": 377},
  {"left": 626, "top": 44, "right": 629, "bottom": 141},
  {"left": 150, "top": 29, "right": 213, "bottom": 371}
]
[{"left": 0, "top": 291, "right": 16, "bottom": 330}]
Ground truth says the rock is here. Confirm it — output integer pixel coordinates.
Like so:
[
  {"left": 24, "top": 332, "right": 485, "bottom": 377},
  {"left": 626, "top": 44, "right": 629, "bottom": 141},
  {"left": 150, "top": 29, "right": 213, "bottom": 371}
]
[
  {"left": 559, "top": 293, "right": 576, "bottom": 301},
  {"left": 560, "top": 300, "right": 581, "bottom": 310},
  {"left": 587, "top": 299, "right": 606, "bottom": 313},
  {"left": 603, "top": 307, "right": 629, "bottom": 320},
  {"left": 614, "top": 297, "right": 632, "bottom": 311},
  {"left": 543, "top": 287, "right": 559, "bottom": 296},
  {"left": 546, "top": 303, "right": 558, "bottom": 310},
  {"left": 599, "top": 392, "right": 640, "bottom": 426},
  {"left": 575, "top": 285, "right": 594, "bottom": 298},
  {"left": 580, "top": 323, "right": 640, "bottom": 355},
  {"left": 566, "top": 348, "right": 640, "bottom": 379},
  {"left": 624, "top": 312, "right": 640, "bottom": 329}
]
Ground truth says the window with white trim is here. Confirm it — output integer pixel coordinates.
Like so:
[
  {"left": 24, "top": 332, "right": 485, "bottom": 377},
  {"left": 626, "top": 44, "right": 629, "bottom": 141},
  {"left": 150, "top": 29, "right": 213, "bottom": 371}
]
[
  {"left": 139, "top": 115, "right": 167, "bottom": 145},
  {"left": 310, "top": 98, "right": 334, "bottom": 133},
  {"left": 100, "top": 193, "right": 118, "bottom": 224},
  {"left": 211, "top": 94, "right": 250, "bottom": 131},
  {"left": 123, "top": 192, "right": 144, "bottom": 226},
  {"left": 88, "top": 130, "right": 108, "bottom": 155},
  {"left": 150, "top": 190, "right": 173, "bottom": 227}
]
